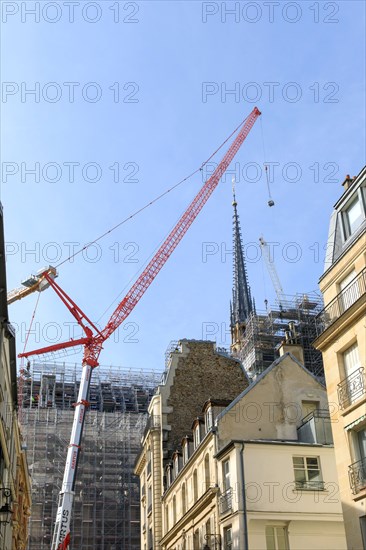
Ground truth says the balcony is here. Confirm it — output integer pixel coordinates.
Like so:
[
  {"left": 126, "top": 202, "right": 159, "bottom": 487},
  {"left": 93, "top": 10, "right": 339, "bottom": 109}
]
[
  {"left": 338, "top": 367, "right": 365, "bottom": 410},
  {"left": 219, "top": 487, "right": 233, "bottom": 515},
  {"left": 315, "top": 268, "right": 366, "bottom": 336},
  {"left": 297, "top": 409, "right": 333, "bottom": 444},
  {"left": 143, "top": 415, "right": 161, "bottom": 439},
  {"left": 349, "top": 457, "right": 366, "bottom": 495}
]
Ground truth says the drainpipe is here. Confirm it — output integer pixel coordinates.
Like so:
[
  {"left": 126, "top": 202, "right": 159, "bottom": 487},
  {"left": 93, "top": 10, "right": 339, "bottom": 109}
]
[
  {"left": 239, "top": 444, "right": 249, "bottom": 550},
  {"left": 212, "top": 427, "right": 220, "bottom": 540}
]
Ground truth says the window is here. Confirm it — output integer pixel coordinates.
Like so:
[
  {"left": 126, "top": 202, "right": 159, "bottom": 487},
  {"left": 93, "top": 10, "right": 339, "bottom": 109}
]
[
  {"left": 293, "top": 456, "right": 323, "bottom": 490},
  {"left": 172, "top": 495, "right": 176, "bottom": 524},
  {"left": 148, "top": 528, "right": 153, "bottom": 550},
  {"left": 349, "top": 426, "right": 366, "bottom": 494},
  {"left": 205, "top": 407, "right": 213, "bottom": 432},
  {"left": 339, "top": 270, "right": 360, "bottom": 311},
  {"left": 204, "top": 454, "right": 210, "bottom": 490},
  {"left": 338, "top": 342, "right": 364, "bottom": 409},
  {"left": 360, "top": 515, "right": 366, "bottom": 549},
  {"left": 166, "top": 464, "right": 172, "bottom": 487},
  {"left": 301, "top": 400, "right": 319, "bottom": 419},
  {"left": 194, "top": 425, "right": 200, "bottom": 449},
  {"left": 223, "top": 526, "right": 232, "bottom": 550},
  {"left": 343, "top": 196, "right": 363, "bottom": 239},
  {"left": 182, "top": 483, "right": 186, "bottom": 515},
  {"left": 147, "top": 486, "right": 152, "bottom": 514},
  {"left": 343, "top": 342, "right": 361, "bottom": 379},
  {"left": 193, "top": 469, "right": 198, "bottom": 502},
  {"left": 223, "top": 459, "right": 230, "bottom": 491},
  {"left": 265, "top": 526, "right": 289, "bottom": 550},
  {"left": 165, "top": 505, "right": 169, "bottom": 532},
  {"left": 174, "top": 455, "right": 180, "bottom": 477},
  {"left": 358, "top": 428, "right": 366, "bottom": 461},
  {"left": 193, "top": 529, "right": 199, "bottom": 550},
  {"left": 183, "top": 441, "right": 189, "bottom": 464}
]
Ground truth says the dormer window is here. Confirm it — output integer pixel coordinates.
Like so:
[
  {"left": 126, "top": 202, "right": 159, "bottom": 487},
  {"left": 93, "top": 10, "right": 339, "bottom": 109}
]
[
  {"left": 341, "top": 185, "right": 366, "bottom": 241},
  {"left": 166, "top": 463, "right": 172, "bottom": 487},
  {"left": 343, "top": 196, "right": 363, "bottom": 239},
  {"left": 174, "top": 455, "right": 179, "bottom": 477},
  {"left": 194, "top": 424, "right": 201, "bottom": 449},
  {"left": 181, "top": 437, "right": 191, "bottom": 465},
  {"left": 205, "top": 406, "right": 213, "bottom": 432}
]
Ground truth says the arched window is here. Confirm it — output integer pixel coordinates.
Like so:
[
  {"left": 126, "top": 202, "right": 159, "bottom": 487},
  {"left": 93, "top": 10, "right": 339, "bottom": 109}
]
[
  {"left": 172, "top": 495, "right": 177, "bottom": 524},
  {"left": 204, "top": 453, "right": 210, "bottom": 490},
  {"left": 182, "top": 482, "right": 186, "bottom": 514},
  {"left": 165, "top": 504, "right": 169, "bottom": 532},
  {"left": 193, "top": 469, "right": 198, "bottom": 502}
]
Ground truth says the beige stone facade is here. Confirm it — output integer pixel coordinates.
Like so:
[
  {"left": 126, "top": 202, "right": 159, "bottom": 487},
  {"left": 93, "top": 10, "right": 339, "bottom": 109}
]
[
  {"left": 134, "top": 339, "right": 248, "bottom": 550},
  {"left": 0, "top": 203, "right": 31, "bottom": 550},
  {"left": 314, "top": 167, "right": 366, "bottom": 549},
  {"left": 135, "top": 338, "right": 347, "bottom": 550}
]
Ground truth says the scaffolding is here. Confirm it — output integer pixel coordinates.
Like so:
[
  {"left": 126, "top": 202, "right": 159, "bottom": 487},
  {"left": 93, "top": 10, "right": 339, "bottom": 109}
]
[
  {"left": 233, "top": 292, "right": 324, "bottom": 381},
  {"left": 20, "top": 361, "right": 161, "bottom": 550}
]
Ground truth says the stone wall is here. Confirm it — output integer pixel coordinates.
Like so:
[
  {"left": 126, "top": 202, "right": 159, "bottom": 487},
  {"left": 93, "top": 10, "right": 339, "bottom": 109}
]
[{"left": 165, "top": 340, "right": 248, "bottom": 453}]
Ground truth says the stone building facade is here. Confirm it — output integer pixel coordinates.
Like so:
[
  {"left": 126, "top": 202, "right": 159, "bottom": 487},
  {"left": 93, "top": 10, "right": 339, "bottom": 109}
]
[
  {"left": 0, "top": 203, "right": 31, "bottom": 550},
  {"left": 135, "top": 338, "right": 347, "bottom": 550},
  {"left": 134, "top": 339, "right": 248, "bottom": 549},
  {"left": 314, "top": 167, "right": 366, "bottom": 549}
]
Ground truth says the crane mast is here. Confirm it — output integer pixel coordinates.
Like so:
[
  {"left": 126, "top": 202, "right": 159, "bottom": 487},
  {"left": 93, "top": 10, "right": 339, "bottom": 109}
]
[
  {"left": 19, "top": 107, "right": 261, "bottom": 550},
  {"left": 259, "top": 236, "right": 286, "bottom": 307}
]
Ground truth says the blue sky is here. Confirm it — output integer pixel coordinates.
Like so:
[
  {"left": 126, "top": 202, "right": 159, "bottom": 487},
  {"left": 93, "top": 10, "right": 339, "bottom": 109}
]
[{"left": 1, "top": 0, "right": 365, "bottom": 373}]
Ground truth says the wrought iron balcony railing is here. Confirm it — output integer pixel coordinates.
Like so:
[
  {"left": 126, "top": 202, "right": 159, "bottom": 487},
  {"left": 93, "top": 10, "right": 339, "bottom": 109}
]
[
  {"left": 349, "top": 457, "right": 366, "bottom": 495},
  {"left": 219, "top": 487, "right": 233, "bottom": 515},
  {"left": 337, "top": 367, "right": 365, "bottom": 410},
  {"left": 294, "top": 480, "right": 325, "bottom": 491},
  {"left": 315, "top": 268, "right": 366, "bottom": 336}
]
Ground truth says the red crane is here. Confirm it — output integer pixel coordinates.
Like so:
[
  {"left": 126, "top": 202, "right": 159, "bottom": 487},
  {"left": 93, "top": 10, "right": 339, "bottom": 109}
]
[{"left": 19, "top": 106, "right": 261, "bottom": 550}]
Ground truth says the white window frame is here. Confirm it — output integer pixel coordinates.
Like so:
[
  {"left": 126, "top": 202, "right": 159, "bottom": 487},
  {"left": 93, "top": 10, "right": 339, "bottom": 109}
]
[
  {"left": 223, "top": 525, "right": 232, "bottom": 550},
  {"left": 194, "top": 424, "right": 200, "bottom": 449},
  {"left": 205, "top": 407, "right": 213, "bottom": 433},
  {"left": 265, "top": 525, "right": 289, "bottom": 550},
  {"left": 222, "top": 459, "right": 230, "bottom": 492},
  {"left": 292, "top": 455, "right": 323, "bottom": 490}
]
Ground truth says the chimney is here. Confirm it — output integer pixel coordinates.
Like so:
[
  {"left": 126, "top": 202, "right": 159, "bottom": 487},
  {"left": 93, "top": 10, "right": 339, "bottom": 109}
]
[
  {"left": 278, "top": 321, "right": 305, "bottom": 365},
  {"left": 278, "top": 341, "right": 305, "bottom": 365},
  {"left": 342, "top": 174, "right": 354, "bottom": 191}
]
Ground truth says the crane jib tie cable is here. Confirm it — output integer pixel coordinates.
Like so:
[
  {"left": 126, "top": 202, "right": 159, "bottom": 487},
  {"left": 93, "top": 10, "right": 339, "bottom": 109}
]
[{"left": 55, "top": 112, "right": 252, "bottom": 269}]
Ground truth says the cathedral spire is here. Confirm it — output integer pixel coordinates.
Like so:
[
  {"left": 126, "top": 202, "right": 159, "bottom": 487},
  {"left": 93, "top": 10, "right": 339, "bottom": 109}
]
[{"left": 231, "top": 178, "right": 253, "bottom": 328}]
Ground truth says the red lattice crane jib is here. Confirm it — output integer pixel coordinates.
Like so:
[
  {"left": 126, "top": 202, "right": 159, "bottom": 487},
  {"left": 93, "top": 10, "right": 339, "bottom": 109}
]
[{"left": 18, "top": 106, "right": 261, "bottom": 550}]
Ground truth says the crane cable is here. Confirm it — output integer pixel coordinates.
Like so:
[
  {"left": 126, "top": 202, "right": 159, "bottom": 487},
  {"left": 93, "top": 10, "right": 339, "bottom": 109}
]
[
  {"left": 18, "top": 291, "right": 42, "bottom": 421},
  {"left": 22, "top": 291, "right": 42, "bottom": 356},
  {"left": 55, "top": 112, "right": 253, "bottom": 269},
  {"left": 260, "top": 117, "right": 274, "bottom": 204}
]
